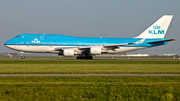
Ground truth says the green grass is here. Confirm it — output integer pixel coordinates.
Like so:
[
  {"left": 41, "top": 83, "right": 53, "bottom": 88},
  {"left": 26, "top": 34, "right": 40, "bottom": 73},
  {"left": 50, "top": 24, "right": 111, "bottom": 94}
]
[
  {"left": 0, "top": 76, "right": 180, "bottom": 100},
  {"left": 0, "top": 60, "right": 180, "bottom": 100},
  {"left": 0, "top": 60, "right": 179, "bottom": 74},
  {"left": 0, "top": 76, "right": 180, "bottom": 85}
]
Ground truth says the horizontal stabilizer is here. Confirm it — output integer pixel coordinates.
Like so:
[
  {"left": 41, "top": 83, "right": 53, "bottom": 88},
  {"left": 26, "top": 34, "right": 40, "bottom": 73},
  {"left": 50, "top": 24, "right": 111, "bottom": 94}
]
[{"left": 146, "top": 39, "right": 177, "bottom": 44}]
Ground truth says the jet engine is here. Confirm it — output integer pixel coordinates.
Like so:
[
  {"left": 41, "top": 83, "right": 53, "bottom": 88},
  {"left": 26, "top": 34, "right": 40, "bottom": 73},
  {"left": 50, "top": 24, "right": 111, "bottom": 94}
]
[
  {"left": 90, "top": 47, "right": 101, "bottom": 55},
  {"left": 63, "top": 49, "right": 74, "bottom": 56}
]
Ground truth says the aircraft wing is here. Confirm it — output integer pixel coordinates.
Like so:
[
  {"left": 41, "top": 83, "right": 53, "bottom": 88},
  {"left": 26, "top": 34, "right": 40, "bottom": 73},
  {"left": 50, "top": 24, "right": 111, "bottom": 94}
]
[
  {"left": 146, "top": 39, "right": 177, "bottom": 44},
  {"left": 103, "top": 43, "right": 133, "bottom": 47},
  {"left": 78, "top": 43, "right": 133, "bottom": 50},
  {"left": 55, "top": 39, "right": 146, "bottom": 51},
  {"left": 78, "top": 46, "right": 91, "bottom": 49},
  {"left": 54, "top": 47, "right": 76, "bottom": 51},
  {"left": 103, "top": 39, "right": 146, "bottom": 49},
  {"left": 54, "top": 43, "right": 133, "bottom": 51},
  {"left": 103, "top": 43, "right": 133, "bottom": 49}
]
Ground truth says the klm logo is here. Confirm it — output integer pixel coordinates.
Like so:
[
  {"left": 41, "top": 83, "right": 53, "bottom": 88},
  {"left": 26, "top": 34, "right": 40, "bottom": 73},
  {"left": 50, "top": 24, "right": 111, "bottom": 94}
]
[
  {"left": 32, "top": 39, "right": 40, "bottom": 43},
  {"left": 149, "top": 25, "right": 164, "bottom": 34}
]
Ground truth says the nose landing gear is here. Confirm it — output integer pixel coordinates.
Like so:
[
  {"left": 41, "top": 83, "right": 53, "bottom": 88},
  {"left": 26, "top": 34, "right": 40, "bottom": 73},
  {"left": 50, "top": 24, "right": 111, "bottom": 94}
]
[
  {"left": 21, "top": 56, "right": 25, "bottom": 59},
  {"left": 21, "top": 52, "right": 25, "bottom": 59}
]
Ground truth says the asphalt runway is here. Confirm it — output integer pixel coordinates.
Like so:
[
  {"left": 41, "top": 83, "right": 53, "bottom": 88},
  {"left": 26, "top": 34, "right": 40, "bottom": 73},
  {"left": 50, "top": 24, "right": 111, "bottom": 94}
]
[
  {"left": 0, "top": 58, "right": 180, "bottom": 61},
  {"left": 0, "top": 74, "right": 180, "bottom": 77}
]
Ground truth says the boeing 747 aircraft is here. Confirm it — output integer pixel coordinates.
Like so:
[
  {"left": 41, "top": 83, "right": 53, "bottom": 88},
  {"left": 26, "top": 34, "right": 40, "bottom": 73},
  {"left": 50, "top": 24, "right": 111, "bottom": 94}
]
[{"left": 4, "top": 15, "right": 176, "bottom": 59}]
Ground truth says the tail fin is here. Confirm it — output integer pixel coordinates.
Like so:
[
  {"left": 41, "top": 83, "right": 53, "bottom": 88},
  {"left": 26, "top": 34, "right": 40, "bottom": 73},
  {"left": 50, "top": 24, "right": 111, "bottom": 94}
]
[{"left": 135, "top": 15, "right": 173, "bottom": 38}]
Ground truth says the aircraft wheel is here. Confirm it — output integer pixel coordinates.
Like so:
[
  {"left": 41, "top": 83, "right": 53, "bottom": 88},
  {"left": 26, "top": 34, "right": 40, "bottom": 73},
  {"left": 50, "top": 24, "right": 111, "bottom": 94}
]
[
  {"left": 21, "top": 56, "right": 25, "bottom": 59},
  {"left": 88, "top": 56, "right": 93, "bottom": 59},
  {"left": 84, "top": 56, "right": 93, "bottom": 59},
  {"left": 90, "top": 56, "right": 93, "bottom": 59}
]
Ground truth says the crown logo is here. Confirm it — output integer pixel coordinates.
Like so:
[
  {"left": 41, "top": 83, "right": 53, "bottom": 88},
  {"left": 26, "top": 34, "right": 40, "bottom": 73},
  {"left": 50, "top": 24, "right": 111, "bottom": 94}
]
[{"left": 153, "top": 25, "right": 160, "bottom": 29}]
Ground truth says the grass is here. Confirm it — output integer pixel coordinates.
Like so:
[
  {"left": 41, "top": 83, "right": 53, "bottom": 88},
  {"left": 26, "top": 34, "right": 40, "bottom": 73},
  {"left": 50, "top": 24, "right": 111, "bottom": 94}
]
[
  {"left": 0, "top": 60, "right": 180, "bottom": 100},
  {"left": 0, "top": 60, "right": 179, "bottom": 74},
  {"left": 0, "top": 76, "right": 180, "bottom": 85},
  {"left": 0, "top": 76, "right": 180, "bottom": 100}
]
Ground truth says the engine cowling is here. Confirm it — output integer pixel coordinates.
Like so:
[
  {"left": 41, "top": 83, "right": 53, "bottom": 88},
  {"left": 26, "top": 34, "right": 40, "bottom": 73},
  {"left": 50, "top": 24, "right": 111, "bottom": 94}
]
[
  {"left": 90, "top": 47, "right": 101, "bottom": 55},
  {"left": 63, "top": 49, "right": 74, "bottom": 56}
]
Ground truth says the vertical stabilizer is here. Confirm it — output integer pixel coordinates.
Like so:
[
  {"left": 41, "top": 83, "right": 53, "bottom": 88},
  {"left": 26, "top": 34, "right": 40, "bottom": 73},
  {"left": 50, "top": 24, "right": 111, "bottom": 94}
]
[{"left": 136, "top": 15, "right": 173, "bottom": 38}]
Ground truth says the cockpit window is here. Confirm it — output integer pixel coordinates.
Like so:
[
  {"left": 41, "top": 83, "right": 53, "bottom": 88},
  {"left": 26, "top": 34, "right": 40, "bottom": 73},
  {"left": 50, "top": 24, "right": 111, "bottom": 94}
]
[{"left": 16, "top": 36, "right": 20, "bottom": 37}]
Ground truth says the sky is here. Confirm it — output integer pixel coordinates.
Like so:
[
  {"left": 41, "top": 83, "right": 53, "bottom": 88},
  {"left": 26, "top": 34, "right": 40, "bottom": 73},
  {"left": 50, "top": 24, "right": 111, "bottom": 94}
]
[{"left": 0, "top": 0, "right": 180, "bottom": 54}]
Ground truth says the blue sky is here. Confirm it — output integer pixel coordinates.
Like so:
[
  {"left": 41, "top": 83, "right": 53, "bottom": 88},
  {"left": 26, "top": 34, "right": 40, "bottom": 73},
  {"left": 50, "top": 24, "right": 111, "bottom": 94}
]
[{"left": 0, "top": 0, "right": 180, "bottom": 54}]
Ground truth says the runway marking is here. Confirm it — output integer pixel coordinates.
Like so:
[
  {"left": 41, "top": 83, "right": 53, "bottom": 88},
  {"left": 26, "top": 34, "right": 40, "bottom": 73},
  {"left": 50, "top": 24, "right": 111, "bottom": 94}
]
[{"left": 0, "top": 74, "right": 180, "bottom": 77}]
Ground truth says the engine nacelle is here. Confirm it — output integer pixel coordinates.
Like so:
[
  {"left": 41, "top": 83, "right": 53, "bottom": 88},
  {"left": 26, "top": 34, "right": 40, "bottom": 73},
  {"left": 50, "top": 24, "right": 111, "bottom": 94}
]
[
  {"left": 90, "top": 47, "right": 101, "bottom": 55},
  {"left": 63, "top": 49, "right": 74, "bottom": 56}
]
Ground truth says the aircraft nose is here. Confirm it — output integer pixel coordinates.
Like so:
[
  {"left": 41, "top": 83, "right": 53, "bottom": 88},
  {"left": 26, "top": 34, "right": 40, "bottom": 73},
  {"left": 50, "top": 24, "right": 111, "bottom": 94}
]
[
  {"left": 4, "top": 40, "right": 11, "bottom": 47},
  {"left": 4, "top": 40, "right": 15, "bottom": 49},
  {"left": 4, "top": 41, "right": 9, "bottom": 46}
]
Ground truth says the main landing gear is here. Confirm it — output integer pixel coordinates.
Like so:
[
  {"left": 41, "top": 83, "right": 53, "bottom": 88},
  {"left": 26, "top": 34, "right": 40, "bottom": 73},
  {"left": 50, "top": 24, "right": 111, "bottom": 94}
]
[{"left": 76, "top": 54, "right": 93, "bottom": 59}]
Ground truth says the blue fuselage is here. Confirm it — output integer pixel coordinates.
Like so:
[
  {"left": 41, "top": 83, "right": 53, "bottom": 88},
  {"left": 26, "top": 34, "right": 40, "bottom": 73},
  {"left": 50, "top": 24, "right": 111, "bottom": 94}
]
[{"left": 4, "top": 34, "right": 167, "bottom": 47}]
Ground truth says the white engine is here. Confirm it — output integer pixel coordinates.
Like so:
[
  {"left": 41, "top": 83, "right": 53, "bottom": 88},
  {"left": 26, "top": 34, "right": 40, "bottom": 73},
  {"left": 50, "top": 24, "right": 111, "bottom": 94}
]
[
  {"left": 90, "top": 47, "right": 101, "bottom": 55},
  {"left": 63, "top": 49, "right": 74, "bottom": 56}
]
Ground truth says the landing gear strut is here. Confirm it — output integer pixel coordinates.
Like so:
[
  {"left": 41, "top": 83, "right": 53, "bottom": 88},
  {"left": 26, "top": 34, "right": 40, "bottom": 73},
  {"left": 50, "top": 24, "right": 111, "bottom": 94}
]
[
  {"left": 76, "top": 54, "right": 93, "bottom": 59},
  {"left": 21, "top": 52, "right": 25, "bottom": 59}
]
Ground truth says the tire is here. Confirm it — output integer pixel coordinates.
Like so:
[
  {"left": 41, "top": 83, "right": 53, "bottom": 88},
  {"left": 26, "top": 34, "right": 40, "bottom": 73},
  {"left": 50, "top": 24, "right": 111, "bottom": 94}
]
[
  {"left": 90, "top": 56, "right": 93, "bottom": 59},
  {"left": 21, "top": 56, "right": 25, "bottom": 59},
  {"left": 84, "top": 56, "right": 93, "bottom": 59}
]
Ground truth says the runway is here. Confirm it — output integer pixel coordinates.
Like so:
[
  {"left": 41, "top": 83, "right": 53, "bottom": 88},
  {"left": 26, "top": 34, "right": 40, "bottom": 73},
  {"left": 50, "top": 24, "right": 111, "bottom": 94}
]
[
  {"left": 0, "top": 58, "right": 180, "bottom": 61},
  {"left": 0, "top": 74, "right": 180, "bottom": 77}
]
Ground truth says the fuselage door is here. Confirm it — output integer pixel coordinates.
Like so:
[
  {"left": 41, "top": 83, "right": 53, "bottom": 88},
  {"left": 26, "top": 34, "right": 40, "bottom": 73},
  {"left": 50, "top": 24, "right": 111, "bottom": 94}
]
[
  {"left": 78, "top": 42, "right": 81, "bottom": 46},
  {"left": 26, "top": 41, "right": 30, "bottom": 47},
  {"left": 40, "top": 34, "right": 44, "bottom": 40},
  {"left": 136, "top": 42, "right": 140, "bottom": 49},
  {"left": 49, "top": 41, "right": 53, "bottom": 47},
  {"left": 136, "top": 44, "right": 139, "bottom": 49}
]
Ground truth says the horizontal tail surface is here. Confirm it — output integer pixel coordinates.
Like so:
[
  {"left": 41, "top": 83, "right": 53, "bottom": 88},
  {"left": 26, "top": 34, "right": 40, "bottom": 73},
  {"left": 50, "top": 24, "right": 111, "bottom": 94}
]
[
  {"left": 146, "top": 38, "right": 177, "bottom": 44},
  {"left": 136, "top": 15, "right": 173, "bottom": 38}
]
